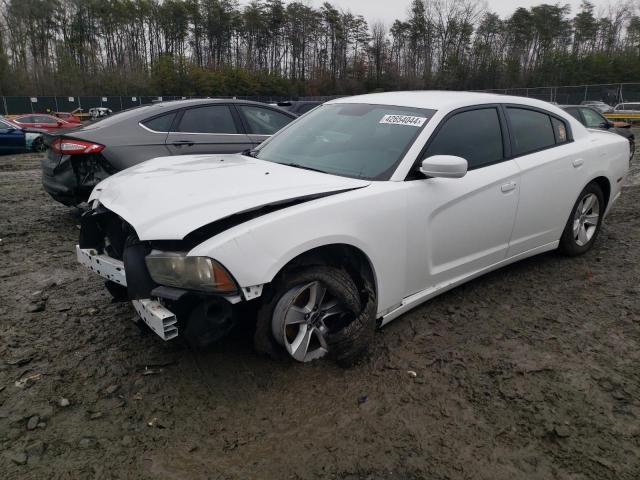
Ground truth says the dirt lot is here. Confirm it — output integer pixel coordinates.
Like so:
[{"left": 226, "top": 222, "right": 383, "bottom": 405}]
[{"left": 1, "top": 150, "right": 639, "bottom": 480}]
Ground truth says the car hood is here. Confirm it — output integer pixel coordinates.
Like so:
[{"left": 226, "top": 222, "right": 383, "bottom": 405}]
[{"left": 91, "top": 154, "right": 370, "bottom": 240}]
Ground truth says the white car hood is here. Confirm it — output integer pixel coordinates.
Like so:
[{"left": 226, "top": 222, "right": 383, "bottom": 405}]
[{"left": 91, "top": 154, "right": 370, "bottom": 240}]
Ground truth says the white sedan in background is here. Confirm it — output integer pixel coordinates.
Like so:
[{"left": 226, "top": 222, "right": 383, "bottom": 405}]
[{"left": 77, "top": 91, "right": 629, "bottom": 365}]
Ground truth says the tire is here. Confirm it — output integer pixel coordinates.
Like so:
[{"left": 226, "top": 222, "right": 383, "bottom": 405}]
[
  {"left": 32, "top": 137, "right": 46, "bottom": 153},
  {"left": 104, "top": 280, "right": 128, "bottom": 302},
  {"left": 559, "top": 182, "right": 605, "bottom": 256},
  {"left": 254, "top": 265, "right": 375, "bottom": 366},
  {"left": 629, "top": 138, "right": 635, "bottom": 161}
]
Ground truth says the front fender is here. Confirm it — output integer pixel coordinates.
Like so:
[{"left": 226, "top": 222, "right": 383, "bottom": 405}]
[{"left": 188, "top": 183, "right": 409, "bottom": 315}]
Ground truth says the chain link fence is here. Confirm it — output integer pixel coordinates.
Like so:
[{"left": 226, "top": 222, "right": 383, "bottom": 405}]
[
  {"left": 0, "top": 95, "right": 340, "bottom": 115},
  {"left": 1, "top": 84, "right": 639, "bottom": 115},
  {"left": 479, "top": 82, "right": 640, "bottom": 106}
]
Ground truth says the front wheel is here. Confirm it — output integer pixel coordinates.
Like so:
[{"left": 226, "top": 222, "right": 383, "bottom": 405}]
[
  {"left": 254, "top": 266, "right": 375, "bottom": 366},
  {"left": 559, "top": 182, "right": 604, "bottom": 256},
  {"left": 32, "top": 136, "right": 47, "bottom": 153}
]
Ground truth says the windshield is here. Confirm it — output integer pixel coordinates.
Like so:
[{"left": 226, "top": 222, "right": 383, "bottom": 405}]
[{"left": 254, "top": 103, "right": 435, "bottom": 180}]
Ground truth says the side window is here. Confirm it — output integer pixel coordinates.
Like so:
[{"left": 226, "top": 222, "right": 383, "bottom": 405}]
[
  {"left": 141, "top": 112, "right": 177, "bottom": 132},
  {"left": 15, "top": 116, "right": 33, "bottom": 123},
  {"left": 580, "top": 108, "right": 606, "bottom": 129},
  {"left": 564, "top": 107, "right": 582, "bottom": 123},
  {"left": 423, "top": 108, "right": 503, "bottom": 170},
  {"left": 176, "top": 106, "right": 238, "bottom": 134},
  {"left": 506, "top": 108, "right": 556, "bottom": 156},
  {"left": 34, "top": 115, "right": 57, "bottom": 124},
  {"left": 238, "top": 106, "right": 292, "bottom": 135},
  {"left": 551, "top": 118, "right": 568, "bottom": 144}
]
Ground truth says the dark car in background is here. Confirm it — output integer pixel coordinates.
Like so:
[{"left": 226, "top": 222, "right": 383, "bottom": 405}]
[
  {"left": 0, "top": 117, "right": 48, "bottom": 154},
  {"left": 41, "top": 99, "right": 297, "bottom": 206},
  {"left": 579, "top": 100, "right": 613, "bottom": 113},
  {"left": 273, "top": 101, "right": 322, "bottom": 116},
  {"left": 562, "top": 105, "right": 635, "bottom": 160},
  {"left": 0, "top": 117, "right": 28, "bottom": 154}
]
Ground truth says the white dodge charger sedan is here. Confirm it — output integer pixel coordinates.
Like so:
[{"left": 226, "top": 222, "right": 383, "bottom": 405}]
[{"left": 77, "top": 91, "right": 630, "bottom": 365}]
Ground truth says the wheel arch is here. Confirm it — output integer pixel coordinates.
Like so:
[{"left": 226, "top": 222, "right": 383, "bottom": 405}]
[
  {"left": 267, "top": 243, "right": 379, "bottom": 304},
  {"left": 590, "top": 176, "right": 611, "bottom": 211}
]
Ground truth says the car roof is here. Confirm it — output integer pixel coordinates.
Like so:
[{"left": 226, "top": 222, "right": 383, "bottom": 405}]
[
  {"left": 328, "top": 90, "right": 562, "bottom": 112},
  {"left": 72, "top": 98, "right": 295, "bottom": 132}
]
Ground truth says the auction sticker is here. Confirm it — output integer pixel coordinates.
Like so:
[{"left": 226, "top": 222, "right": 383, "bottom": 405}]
[{"left": 380, "top": 114, "right": 427, "bottom": 127}]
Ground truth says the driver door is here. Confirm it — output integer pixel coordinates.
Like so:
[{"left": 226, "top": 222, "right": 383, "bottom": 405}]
[{"left": 404, "top": 106, "right": 520, "bottom": 295}]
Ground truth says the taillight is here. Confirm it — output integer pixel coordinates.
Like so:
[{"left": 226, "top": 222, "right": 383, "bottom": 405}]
[{"left": 50, "top": 138, "right": 104, "bottom": 155}]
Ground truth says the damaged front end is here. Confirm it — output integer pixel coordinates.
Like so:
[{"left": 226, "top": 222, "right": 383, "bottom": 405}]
[
  {"left": 77, "top": 207, "right": 243, "bottom": 347},
  {"left": 41, "top": 137, "right": 114, "bottom": 206}
]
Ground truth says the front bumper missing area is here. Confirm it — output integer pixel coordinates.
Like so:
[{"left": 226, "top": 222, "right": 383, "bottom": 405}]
[{"left": 76, "top": 246, "right": 178, "bottom": 340}]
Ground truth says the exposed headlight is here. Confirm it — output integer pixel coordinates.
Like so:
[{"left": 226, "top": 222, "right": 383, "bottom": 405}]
[{"left": 145, "top": 253, "right": 237, "bottom": 293}]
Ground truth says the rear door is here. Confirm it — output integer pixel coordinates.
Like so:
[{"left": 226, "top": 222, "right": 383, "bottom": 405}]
[
  {"left": 506, "top": 106, "right": 582, "bottom": 256},
  {"left": 235, "top": 104, "right": 295, "bottom": 146},
  {"left": 165, "top": 104, "right": 253, "bottom": 155}
]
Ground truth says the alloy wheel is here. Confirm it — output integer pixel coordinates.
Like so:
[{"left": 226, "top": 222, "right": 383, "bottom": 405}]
[
  {"left": 572, "top": 193, "right": 600, "bottom": 247},
  {"left": 272, "top": 281, "right": 348, "bottom": 362}
]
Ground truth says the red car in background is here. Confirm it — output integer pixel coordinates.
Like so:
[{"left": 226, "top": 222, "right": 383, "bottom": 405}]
[
  {"left": 11, "top": 114, "right": 78, "bottom": 130},
  {"left": 52, "top": 110, "right": 82, "bottom": 123}
]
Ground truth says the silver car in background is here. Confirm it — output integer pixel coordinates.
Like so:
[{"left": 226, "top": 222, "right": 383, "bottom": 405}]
[{"left": 41, "top": 99, "right": 296, "bottom": 206}]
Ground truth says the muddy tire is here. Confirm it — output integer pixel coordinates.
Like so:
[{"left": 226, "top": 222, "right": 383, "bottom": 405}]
[
  {"left": 254, "top": 266, "right": 374, "bottom": 365},
  {"left": 559, "top": 182, "right": 604, "bottom": 256},
  {"left": 104, "top": 280, "right": 128, "bottom": 302}
]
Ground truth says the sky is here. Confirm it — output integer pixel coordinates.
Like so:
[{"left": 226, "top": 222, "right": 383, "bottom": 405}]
[{"left": 240, "top": 0, "right": 614, "bottom": 26}]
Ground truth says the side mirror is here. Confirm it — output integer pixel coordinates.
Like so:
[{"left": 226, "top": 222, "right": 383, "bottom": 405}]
[{"left": 420, "top": 155, "right": 468, "bottom": 179}]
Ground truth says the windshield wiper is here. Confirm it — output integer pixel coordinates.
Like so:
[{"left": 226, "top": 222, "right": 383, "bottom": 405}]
[{"left": 283, "top": 163, "right": 327, "bottom": 174}]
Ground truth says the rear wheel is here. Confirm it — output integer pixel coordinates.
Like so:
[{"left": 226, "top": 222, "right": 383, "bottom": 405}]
[{"left": 559, "top": 182, "right": 604, "bottom": 256}]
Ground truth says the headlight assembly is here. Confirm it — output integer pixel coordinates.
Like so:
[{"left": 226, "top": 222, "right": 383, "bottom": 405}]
[{"left": 145, "top": 253, "right": 237, "bottom": 293}]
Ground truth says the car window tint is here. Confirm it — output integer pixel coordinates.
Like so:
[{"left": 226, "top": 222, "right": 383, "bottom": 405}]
[
  {"left": 580, "top": 108, "right": 606, "bottom": 128},
  {"left": 423, "top": 108, "right": 503, "bottom": 169},
  {"left": 255, "top": 104, "right": 435, "bottom": 180},
  {"left": 34, "top": 115, "right": 56, "bottom": 124},
  {"left": 15, "top": 116, "right": 33, "bottom": 123},
  {"left": 238, "top": 106, "right": 292, "bottom": 135},
  {"left": 142, "top": 112, "right": 177, "bottom": 132},
  {"left": 551, "top": 118, "right": 568, "bottom": 143},
  {"left": 176, "top": 106, "right": 237, "bottom": 134},
  {"left": 564, "top": 107, "right": 581, "bottom": 122},
  {"left": 507, "top": 108, "right": 556, "bottom": 156}
]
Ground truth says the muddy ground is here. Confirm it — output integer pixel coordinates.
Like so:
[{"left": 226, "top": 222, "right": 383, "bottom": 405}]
[{"left": 1, "top": 150, "right": 639, "bottom": 480}]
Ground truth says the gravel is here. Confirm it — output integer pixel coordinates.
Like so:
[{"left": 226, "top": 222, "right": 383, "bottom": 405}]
[{"left": 1, "top": 151, "right": 639, "bottom": 479}]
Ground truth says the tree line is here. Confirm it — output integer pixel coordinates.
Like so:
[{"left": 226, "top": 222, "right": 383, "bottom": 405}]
[{"left": 0, "top": 0, "right": 638, "bottom": 97}]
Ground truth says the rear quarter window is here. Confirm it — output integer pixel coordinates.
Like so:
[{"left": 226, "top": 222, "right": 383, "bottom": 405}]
[{"left": 141, "top": 112, "right": 177, "bottom": 132}]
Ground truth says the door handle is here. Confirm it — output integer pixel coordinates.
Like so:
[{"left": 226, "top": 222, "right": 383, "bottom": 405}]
[
  {"left": 572, "top": 158, "right": 584, "bottom": 168},
  {"left": 172, "top": 140, "right": 194, "bottom": 147},
  {"left": 501, "top": 182, "right": 516, "bottom": 193}
]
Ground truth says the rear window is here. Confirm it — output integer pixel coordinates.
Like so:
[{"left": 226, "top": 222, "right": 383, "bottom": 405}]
[
  {"left": 141, "top": 112, "right": 177, "bottom": 132},
  {"left": 507, "top": 108, "right": 556, "bottom": 156},
  {"left": 176, "top": 105, "right": 238, "bottom": 134}
]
